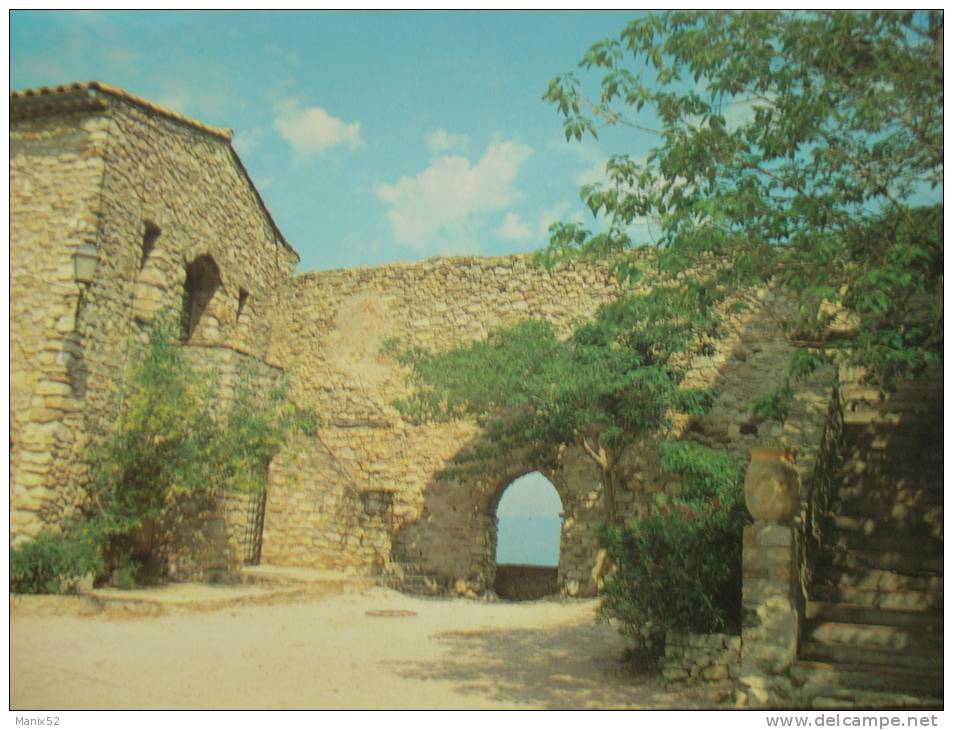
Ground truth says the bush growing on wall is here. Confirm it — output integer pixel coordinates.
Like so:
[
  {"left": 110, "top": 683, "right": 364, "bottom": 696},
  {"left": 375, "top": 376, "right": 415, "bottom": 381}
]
[
  {"left": 600, "top": 441, "right": 748, "bottom": 646},
  {"left": 10, "top": 317, "right": 317, "bottom": 592}
]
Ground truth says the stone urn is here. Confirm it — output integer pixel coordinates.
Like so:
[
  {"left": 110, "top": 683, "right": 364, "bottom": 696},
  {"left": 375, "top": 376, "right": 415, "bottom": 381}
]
[{"left": 744, "top": 448, "right": 800, "bottom": 523}]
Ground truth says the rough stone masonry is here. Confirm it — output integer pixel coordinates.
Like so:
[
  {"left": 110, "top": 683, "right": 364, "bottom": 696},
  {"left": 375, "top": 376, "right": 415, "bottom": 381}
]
[{"left": 10, "top": 82, "right": 804, "bottom": 594}]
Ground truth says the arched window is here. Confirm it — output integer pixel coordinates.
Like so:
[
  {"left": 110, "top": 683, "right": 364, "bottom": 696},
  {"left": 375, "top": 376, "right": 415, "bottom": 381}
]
[{"left": 181, "top": 254, "right": 222, "bottom": 341}]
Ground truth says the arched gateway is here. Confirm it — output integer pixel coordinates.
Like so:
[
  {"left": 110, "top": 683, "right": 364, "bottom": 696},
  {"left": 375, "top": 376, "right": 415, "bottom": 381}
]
[{"left": 492, "top": 471, "right": 563, "bottom": 600}]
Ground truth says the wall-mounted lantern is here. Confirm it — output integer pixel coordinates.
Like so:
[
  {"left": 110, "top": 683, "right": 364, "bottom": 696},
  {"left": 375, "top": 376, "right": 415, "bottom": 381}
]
[{"left": 73, "top": 241, "right": 99, "bottom": 286}]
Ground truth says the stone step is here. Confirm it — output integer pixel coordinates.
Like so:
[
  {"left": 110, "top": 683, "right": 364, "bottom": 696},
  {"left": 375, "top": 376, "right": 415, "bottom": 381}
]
[
  {"left": 841, "top": 399, "right": 942, "bottom": 419},
  {"left": 841, "top": 388, "right": 942, "bottom": 407},
  {"left": 805, "top": 620, "right": 941, "bottom": 652},
  {"left": 842, "top": 430, "right": 943, "bottom": 458},
  {"left": 806, "top": 601, "right": 943, "bottom": 630},
  {"left": 842, "top": 409, "right": 941, "bottom": 428},
  {"left": 834, "top": 483, "right": 943, "bottom": 513},
  {"left": 828, "top": 514, "right": 943, "bottom": 541},
  {"left": 831, "top": 486, "right": 943, "bottom": 525},
  {"left": 827, "top": 548, "right": 943, "bottom": 576},
  {"left": 828, "top": 524, "right": 942, "bottom": 554},
  {"left": 790, "top": 661, "right": 942, "bottom": 703},
  {"left": 811, "top": 583, "right": 942, "bottom": 611},
  {"left": 799, "top": 641, "right": 942, "bottom": 673},
  {"left": 838, "top": 456, "right": 942, "bottom": 482},
  {"left": 841, "top": 420, "right": 942, "bottom": 440},
  {"left": 814, "top": 566, "right": 942, "bottom": 594}
]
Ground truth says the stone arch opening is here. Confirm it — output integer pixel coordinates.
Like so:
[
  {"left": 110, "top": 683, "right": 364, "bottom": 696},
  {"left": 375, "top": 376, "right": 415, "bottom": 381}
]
[
  {"left": 491, "top": 470, "right": 563, "bottom": 600},
  {"left": 181, "top": 254, "right": 222, "bottom": 341}
]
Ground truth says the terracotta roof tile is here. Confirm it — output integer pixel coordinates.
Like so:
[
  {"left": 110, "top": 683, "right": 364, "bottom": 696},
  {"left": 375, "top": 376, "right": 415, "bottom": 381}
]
[
  {"left": 10, "top": 80, "right": 233, "bottom": 140},
  {"left": 11, "top": 81, "right": 298, "bottom": 261}
]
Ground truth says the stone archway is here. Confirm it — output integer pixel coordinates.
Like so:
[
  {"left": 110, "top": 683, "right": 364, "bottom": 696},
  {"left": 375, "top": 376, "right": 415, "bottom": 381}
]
[{"left": 491, "top": 471, "right": 563, "bottom": 600}]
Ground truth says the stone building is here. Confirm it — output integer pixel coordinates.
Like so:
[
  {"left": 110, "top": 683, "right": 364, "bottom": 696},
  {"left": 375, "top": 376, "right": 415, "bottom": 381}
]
[
  {"left": 11, "top": 82, "right": 299, "bottom": 574},
  {"left": 12, "top": 82, "right": 942, "bottom": 707},
  {"left": 10, "top": 82, "right": 800, "bottom": 593}
]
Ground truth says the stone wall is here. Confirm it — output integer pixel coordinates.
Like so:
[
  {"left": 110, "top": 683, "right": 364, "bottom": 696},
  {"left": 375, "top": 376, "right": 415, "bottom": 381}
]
[
  {"left": 263, "top": 255, "right": 625, "bottom": 593},
  {"left": 661, "top": 631, "right": 741, "bottom": 703},
  {"left": 10, "top": 106, "right": 109, "bottom": 540},
  {"left": 11, "top": 83, "right": 839, "bottom": 604},
  {"left": 10, "top": 85, "right": 297, "bottom": 578},
  {"left": 261, "top": 255, "right": 812, "bottom": 596}
]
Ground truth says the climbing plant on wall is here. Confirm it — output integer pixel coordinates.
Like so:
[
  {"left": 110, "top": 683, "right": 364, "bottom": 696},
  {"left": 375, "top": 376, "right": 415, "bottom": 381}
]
[
  {"left": 11, "top": 317, "right": 318, "bottom": 591},
  {"left": 85, "top": 317, "right": 318, "bottom": 582},
  {"left": 388, "top": 283, "right": 720, "bottom": 522}
]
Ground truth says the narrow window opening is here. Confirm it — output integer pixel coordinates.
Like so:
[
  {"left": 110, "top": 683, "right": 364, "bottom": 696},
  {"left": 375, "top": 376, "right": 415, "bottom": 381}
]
[
  {"left": 141, "top": 221, "right": 160, "bottom": 270},
  {"left": 237, "top": 288, "right": 250, "bottom": 322}
]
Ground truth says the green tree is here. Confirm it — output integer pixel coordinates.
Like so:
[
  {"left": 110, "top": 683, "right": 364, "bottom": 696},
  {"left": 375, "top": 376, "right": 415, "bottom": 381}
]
[
  {"left": 600, "top": 440, "right": 748, "bottom": 642},
  {"left": 544, "top": 10, "right": 942, "bottom": 385},
  {"left": 391, "top": 285, "right": 719, "bottom": 522},
  {"left": 83, "top": 318, "right": 316, "bottom": 582}
]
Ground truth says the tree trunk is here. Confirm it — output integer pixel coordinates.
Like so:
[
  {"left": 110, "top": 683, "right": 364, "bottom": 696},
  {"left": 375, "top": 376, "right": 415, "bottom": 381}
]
[{"left": 603, "top": 465, "right": 619, "bottom": 524}]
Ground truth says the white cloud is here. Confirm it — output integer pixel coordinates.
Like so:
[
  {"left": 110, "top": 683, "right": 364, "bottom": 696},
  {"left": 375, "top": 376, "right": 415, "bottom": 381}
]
[
  {"left": 376, "top": 139, "right": 533, "bottom": 253},
  {"left": 498, "top": 212, "right": 533, "bottom": 242},
  {"left": 274, "top": 100, "right": 363, "bottom": 157},
  {"left": 427, "top": 128, "right": 468, "bottom": 155}
]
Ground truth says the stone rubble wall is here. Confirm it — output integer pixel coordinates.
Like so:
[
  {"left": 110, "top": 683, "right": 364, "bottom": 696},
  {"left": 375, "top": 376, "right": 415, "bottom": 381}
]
[
  {"left": 263, "top": 254, "right": 810, "bottom": 595},
  {"left": 10, "top": 93, "right": 297, "bottom": 580},
  {"left": 661, "top": 631, "right": 741, "bottom": 704},
  {"left": 263, "top": 255, "right": 625, "bottom": 591},
  {"left": 10, "top": 108, "right": 110, "bottom": 541}
]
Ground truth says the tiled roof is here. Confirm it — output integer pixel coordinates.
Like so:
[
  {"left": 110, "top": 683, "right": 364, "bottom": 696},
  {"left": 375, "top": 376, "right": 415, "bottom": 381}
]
[{"left": 10, "top": 80, "right": 233, "bottom": 141}]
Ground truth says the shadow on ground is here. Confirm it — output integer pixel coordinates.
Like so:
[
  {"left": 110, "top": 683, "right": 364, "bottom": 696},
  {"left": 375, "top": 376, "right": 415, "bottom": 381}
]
[{"left": 383, "top": 619, "right": 702, "bottom": 710}]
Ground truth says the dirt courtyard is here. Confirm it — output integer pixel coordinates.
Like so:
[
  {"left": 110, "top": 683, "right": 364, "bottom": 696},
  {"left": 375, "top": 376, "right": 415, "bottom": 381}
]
[{"left": 11, "top": 585, "right": 712, "bottom": 710}]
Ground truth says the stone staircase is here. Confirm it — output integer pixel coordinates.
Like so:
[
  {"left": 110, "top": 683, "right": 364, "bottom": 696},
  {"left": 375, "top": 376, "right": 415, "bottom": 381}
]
[{"left": 793, "top": 365, "right": 943, "bottom": 707}]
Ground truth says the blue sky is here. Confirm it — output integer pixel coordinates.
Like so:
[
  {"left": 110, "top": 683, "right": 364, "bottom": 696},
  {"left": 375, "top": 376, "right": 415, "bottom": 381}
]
[
  {"left": 11, "top": 10, "right": 649, "bottom": 274},
  {"left": 497, "top": 471, "right": 562, "bottom": 519},
  {"left": 496, "top": 472, "right": 562, "bottom": 565}
]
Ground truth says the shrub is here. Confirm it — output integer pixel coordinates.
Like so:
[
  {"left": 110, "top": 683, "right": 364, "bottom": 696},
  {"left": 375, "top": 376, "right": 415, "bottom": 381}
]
[
  {"left": 10, "top": 528, "right": 105, "bottom": 594},
  {"left": 80, "top": 316, "right": 316, "bottom": 587},
  {"left": 600, "top": 441, "right": 748, "bottom": 644}
]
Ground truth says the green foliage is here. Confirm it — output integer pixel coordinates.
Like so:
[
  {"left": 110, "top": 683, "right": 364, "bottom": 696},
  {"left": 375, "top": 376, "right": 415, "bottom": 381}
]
[
  {"left": 544, "top": 10, "right": 942, "bottom": 386},
  {"left": 749, "top": 385, "right": 794, "bottom": 425},
  {"left": 749, "top": 348, "right": 835, "bottom": 425},
  {"left": 10, "top": 528, "right": 105, "bottom": 594},
  {"left": 79, "top": 316, "right": 316, "bottom": 584},
  {"left": 600, "top": 441, "right": 748, "bottom": 640},
  {"left": 658, "top": 440, "right": 745, "bottom": 504},
  {"left": 87, "top": 319, "right": 221, "bottom": 538},
  {"left": 391, "top": 288, "right": 720, "bottom": 520}
]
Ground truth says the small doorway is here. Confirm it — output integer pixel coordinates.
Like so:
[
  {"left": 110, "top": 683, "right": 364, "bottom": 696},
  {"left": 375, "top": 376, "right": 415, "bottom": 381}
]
[{"left": 494, "top": 471, "right": 562, "bottom": 600}]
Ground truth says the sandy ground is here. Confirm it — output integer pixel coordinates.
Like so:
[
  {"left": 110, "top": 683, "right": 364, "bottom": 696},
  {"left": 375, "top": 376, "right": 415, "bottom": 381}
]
[{"left": 11, "top": 585, "right": 711, "bottom": 710}]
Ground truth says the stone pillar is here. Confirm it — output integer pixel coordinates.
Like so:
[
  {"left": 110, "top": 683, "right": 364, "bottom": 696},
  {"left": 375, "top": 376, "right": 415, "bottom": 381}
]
[{"left": 738, "top": 449, "right": 801, "bottom": 707}]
